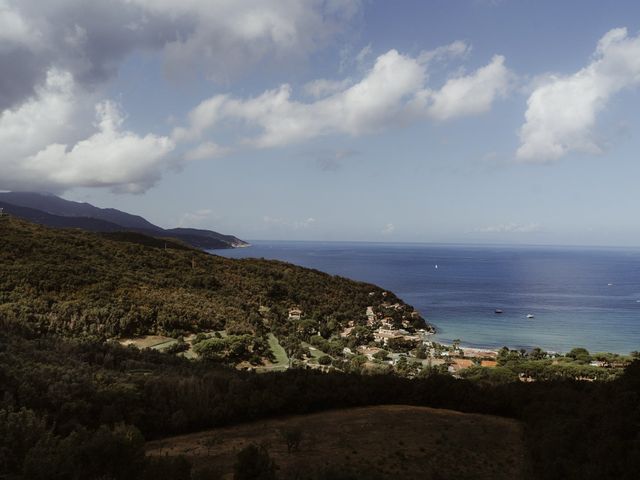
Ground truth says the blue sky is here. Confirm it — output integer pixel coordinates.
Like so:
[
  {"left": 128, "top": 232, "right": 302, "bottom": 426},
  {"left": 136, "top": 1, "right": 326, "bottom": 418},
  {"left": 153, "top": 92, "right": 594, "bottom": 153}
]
[{"left": 2, "top": 1, "right": 640, "bottom": 246}]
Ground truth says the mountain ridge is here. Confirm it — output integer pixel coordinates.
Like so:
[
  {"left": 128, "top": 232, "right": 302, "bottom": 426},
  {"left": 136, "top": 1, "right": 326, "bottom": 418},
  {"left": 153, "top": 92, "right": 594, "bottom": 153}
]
[{"left": 0, "top": 191, "right": 248, "bottom": 250}]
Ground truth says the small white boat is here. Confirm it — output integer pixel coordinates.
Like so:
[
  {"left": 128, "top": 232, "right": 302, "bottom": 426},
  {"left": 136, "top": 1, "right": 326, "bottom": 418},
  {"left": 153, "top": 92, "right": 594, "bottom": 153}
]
[
  {"left": 435, "top": 264, "right": 438, "bottom": 269},
  {"left": 526, "top": 314, "right": 534, "bottom": 319}
]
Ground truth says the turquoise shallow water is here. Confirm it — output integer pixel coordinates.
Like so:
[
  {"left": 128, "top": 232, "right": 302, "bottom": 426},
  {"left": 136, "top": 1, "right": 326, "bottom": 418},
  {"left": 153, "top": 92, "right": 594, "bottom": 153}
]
[{"left": 217, "top": 241, "right": 640, "bottom": 354}]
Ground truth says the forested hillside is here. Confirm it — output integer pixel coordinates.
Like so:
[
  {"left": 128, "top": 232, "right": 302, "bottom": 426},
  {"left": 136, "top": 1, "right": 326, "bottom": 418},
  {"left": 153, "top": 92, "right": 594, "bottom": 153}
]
[{"left": 0, "top": 216, "right": 420, "bottom": 340}]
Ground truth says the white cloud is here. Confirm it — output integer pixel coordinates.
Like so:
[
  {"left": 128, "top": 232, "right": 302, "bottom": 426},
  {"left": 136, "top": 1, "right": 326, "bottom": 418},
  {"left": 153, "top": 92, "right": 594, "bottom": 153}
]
[
  {"left": 0, "top": 69, "right": 84, "bottom": 160},
  {"left": 421, "top": 55, "right": 511, "bottom": 120},
  {"left": 517, "top": 27, "right": 640, "bottom": 162},
  {"left": 22, "top": 102, "right": 175, "bottom": 193},
  {"left": 0, "top": 0, "right": 361, "bottom": 109},
  {"left": 177, "top": 49, "right": 424, "bottom": 148},
  {"left": 0, "top": 1, "right": 362, "bottom": 193},
  {"left": 382, "top": 223, "right": 395, "bottom": 234},
  {"left": 475, "top": 223, "right": 541, "bottom": 233},
  {"left": 118, "top": 0, "right": 361, "bottom": 82},
  {"left": 0, "top": 71, "right": 175, "bottom": 193},
  {"left": 303, "top": 78, "right": 353, "bottom": 98},
  {"left": 417, "top": 40, "right": 471, "bottom": 65},
  {"left": 178, "top": 46, "right": 511, "bottom": 150},
  {"left": 0, "top": 0, "right": 38, "bottom": 50}
]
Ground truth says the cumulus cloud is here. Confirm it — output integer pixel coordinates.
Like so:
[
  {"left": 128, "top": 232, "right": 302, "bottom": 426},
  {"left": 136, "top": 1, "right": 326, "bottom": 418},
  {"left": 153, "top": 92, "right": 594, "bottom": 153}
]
[
  {"left": 0, "top": 69, "right": 85, "bottom": 160},
  {"left": 0, "top": 0, "right": 37, "bottom": 49},
  {"left": 419, "top": 55, "right": 511, "bottom": 120},
  {"left": 0, "top": 1, "right": 513, "bottom": 194},
  {"left": 475, "top": 223, "right": 541, "bottom": 233},
  {"left": 0, "top": 1, "right": 361, "bottom": 193},
  {"left": 0, "top": 70, "right": 175, "bottom": 193},
  {"left": 0, "top": 0, "right": 361, "bottom": 110},
  {"left": 135, "top": 0, "right": 361, "bottom": 82},
  {"left": 177, "top": 46, "right": 511, "bottom": 150},
  {"left": 517, "top": 27, "right": 640, "bottom": 162},
  {"left": 23, "top": 102, "right": 175, "bottom": 193}
]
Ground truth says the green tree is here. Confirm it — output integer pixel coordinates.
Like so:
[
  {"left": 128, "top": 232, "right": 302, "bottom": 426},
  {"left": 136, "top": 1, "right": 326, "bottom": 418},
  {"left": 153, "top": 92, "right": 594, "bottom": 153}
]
[
  {"left": 530, "top": 347, "right": 547, "bottom": 360},
  {"left": 318, "top": 355, "right": 332, "bottom": 365},
  {"left": 0, "top": 408, "right": 48, "bottom": 475},
  {"left": 373, "top": 349, "right": 390, "bottom": 361},
  {"left": 234, "top": 444, "right": 277, "bottom": 480},
  {"left": 567, "top": 347, "right": 592, "bottom": 364},
  {"left": 414, "top": 345, "right": 427, "bottom": 359},
  {"left": 279, "top": 427, "right": 303, "bottom": 454}
]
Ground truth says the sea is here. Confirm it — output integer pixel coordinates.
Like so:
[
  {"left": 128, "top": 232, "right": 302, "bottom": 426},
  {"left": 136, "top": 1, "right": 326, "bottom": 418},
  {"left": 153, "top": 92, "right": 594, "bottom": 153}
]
[{"left": 215, "top": 241, "right": 640, "bottom": 355}]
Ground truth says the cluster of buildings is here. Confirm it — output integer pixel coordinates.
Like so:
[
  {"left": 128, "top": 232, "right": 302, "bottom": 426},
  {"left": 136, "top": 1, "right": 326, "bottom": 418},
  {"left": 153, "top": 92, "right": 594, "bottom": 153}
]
[{"left": 289, "top": 301, "right": 499, "bottom": 376}]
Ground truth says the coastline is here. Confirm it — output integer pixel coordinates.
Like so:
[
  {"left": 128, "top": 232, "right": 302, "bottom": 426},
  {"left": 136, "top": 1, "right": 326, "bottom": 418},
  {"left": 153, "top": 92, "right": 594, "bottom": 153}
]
[{"left": 218, "top": 242, "right": 640, "bottom": 356}]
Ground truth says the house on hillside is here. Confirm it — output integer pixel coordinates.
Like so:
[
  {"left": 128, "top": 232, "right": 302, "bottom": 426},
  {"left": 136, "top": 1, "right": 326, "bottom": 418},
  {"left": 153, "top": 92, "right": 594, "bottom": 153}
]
[
  {"left": 366, "top": 306, "right": 376, "bottom": 325},
  {"left": 288, "top": 307, "right": 303, "bottom": 320},
  {"left": 359, "top": 346, "right": 383, "bottom": 361},
  {"left": 374, "top": 328, "right": 406, "bottom": 345},
  {"left": 340, "top": 326, "right": 354, "bottom": 338}
]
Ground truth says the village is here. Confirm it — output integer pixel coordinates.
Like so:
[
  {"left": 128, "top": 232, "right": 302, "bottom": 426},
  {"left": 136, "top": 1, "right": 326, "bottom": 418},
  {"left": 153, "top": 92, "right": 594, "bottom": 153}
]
[
  {"left": 117, "top": 291, "right": 634, "bottom": 382},
  {"left": 331, "top": 298, "right": 499, "bottom": 376}
]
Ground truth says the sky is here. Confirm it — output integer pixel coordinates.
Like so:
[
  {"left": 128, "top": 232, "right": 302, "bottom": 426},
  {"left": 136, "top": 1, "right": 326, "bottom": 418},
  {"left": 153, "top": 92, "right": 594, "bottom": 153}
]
[{"left": 2, "top": 0, "right": 640, "bottom": 246}]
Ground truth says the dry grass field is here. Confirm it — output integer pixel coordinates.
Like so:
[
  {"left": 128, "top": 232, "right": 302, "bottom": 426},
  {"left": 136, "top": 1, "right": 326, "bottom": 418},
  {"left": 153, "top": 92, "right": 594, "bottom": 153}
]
[
  {"left": 146, "top": 405, "right": 530, "bottom": 479},
  {"left": 119, "top": 335, "right": 177, "bottom": 349}
]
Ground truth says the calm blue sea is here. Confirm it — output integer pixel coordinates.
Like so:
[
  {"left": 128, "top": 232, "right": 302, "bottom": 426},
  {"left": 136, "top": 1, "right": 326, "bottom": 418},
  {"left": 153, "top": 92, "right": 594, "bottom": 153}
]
[{"left": 216, "top": 241, "right": 640, "bottom": 354}]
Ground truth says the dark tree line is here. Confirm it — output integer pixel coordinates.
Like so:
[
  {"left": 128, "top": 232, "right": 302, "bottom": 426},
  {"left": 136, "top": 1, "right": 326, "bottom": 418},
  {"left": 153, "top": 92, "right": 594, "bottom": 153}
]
[{"left": 0, "top": 329, "right": 639, "bottom": 479}]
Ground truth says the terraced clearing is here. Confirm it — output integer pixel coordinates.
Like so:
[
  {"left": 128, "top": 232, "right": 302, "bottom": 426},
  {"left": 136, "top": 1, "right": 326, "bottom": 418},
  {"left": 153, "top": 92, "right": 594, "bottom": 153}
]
[
  {"left": 254, "top": 333, "right": 289, "bottom": 372},
  {"left": 302, "top": 341, "right": 329, "bottom": 362},
  {"left": 146, "top": 405, "right": 530, "bottom": 479},
  {"left": 119, "top": 335, "right": 177, "bottom": 350}
]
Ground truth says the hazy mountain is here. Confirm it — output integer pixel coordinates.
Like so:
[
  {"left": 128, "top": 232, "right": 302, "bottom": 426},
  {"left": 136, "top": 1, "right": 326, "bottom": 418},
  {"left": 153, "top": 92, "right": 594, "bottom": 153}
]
[
  {"left": 0, "top": 201, "right": 125, "bottom": 232},
  {"left": 0, "top": 192, "right": 248, "bottom": 249}
]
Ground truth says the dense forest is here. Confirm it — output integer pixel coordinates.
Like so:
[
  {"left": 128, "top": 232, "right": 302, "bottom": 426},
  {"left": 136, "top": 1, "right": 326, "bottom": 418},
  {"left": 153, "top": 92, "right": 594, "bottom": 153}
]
[
  {"left": 0, "top": 328, "right": 638, "bottom": 479},
  {"left": 0, "top": 216, "right": 420, "bottom": 341},
  {"left": 1, "top": 217, "right": 639, "bottom": 479}
]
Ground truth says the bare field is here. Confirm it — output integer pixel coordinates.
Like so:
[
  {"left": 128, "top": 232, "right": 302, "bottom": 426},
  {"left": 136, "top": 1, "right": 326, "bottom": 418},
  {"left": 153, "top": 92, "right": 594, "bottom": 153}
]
[
  {"left": 146, "top": 405, "right": 530, "bottom": 479},
  {"left": 119, "top": 335, "right": 176, "bottom": 349}
]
